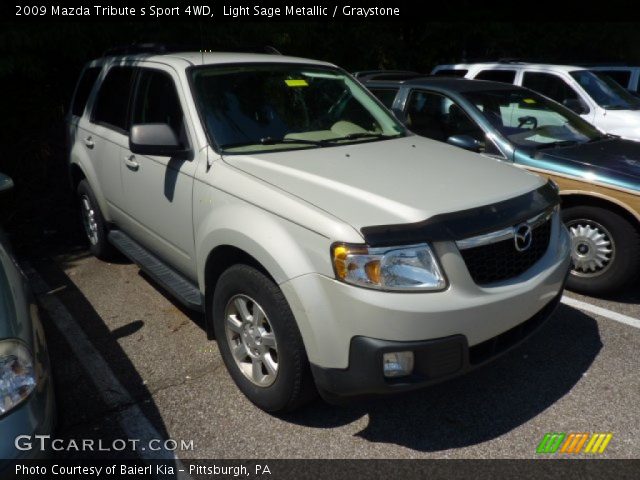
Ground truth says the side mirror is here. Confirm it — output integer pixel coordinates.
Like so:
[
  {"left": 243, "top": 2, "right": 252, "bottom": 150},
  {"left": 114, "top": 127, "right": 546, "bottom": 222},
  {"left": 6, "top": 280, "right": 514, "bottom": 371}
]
[
  {"left": 0, "top": 173, "right": 14, "bottom": 193},
  {"left": 562, "top": 98, "right": 587, "bottom": 115},
  {"left": 446, "top": 134, "right": 484, "bottom": 152},
  {"left": 129, "top": 124, "right": 190, "bottom": 158}
]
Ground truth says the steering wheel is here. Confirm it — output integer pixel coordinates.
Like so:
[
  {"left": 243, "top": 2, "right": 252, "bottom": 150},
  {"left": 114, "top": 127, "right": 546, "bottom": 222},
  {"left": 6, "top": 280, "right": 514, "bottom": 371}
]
[{"left": 518, "top": 116, "right": 538, "bottom": 129}]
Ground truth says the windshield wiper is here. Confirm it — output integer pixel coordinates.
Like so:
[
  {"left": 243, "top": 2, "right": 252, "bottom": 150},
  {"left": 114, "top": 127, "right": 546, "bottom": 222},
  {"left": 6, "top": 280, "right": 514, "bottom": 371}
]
[
  {"left": 221, "top": 137, "right": 326, "bottom": 149},
  {"left": 534, "top": 140, "right": 579, "bottom": 150},
  {"left": 321, "top": 132, "right": 402, "bottom": 143},
  {"left": 587, "top": 134, "right": 612, "bottom": 143},
  {"left": 259, "top": 137, "right": 327, "bottom": 146},
  {"left": 220, "top": 133, "right": 402, "bottom": 150}
]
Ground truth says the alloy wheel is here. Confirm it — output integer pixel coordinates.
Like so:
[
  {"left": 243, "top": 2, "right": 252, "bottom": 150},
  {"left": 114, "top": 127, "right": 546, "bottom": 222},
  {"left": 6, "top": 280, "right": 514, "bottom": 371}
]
[
  {"left": 224, "top": 294, "right": 278, "bottom": 387},
  {"left": 80, "top": 195, "right": 99, "bottom": 245}
]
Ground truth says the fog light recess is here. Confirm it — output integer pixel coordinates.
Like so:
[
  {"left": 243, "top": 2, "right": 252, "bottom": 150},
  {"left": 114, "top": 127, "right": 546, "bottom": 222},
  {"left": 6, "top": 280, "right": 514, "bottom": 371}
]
[{"left": 383, "top": 351, "right": 414, "bottom": 378}]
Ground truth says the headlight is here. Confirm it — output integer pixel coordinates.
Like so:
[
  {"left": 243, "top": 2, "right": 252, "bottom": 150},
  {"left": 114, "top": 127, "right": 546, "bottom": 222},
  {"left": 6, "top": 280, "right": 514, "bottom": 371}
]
[
  {"left": 0, "top": 340, "right": 36, "bottom": 416},
  {"left": 331, "top": 242, "right": 447, "bottom": 291}
]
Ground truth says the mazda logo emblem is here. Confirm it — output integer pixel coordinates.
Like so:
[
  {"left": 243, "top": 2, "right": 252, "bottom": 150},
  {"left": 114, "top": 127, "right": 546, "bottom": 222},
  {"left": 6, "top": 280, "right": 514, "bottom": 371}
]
[{"left": 514, "top": 224, "right": 533, "bottom": 252}]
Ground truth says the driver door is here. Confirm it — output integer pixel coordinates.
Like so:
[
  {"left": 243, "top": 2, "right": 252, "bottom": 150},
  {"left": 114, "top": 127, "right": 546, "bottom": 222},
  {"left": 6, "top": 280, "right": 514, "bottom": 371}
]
[{"left": 119, "top": 66, "right": 198, "bottom": 279}]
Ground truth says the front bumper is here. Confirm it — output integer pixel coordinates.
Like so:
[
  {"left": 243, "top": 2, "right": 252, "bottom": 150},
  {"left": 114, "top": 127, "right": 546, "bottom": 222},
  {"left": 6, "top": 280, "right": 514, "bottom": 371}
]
[
  {"left": 311, "top": 288, "right": 563, "bottom": 398},
  {"left": 280, "top": 212, "right": 571, "bottom": 396}
]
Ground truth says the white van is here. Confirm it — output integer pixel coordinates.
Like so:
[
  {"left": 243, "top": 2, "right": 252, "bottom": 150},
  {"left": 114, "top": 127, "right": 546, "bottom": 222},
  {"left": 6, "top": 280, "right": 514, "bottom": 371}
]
[{"left": 433, "top": 62, "right": 640, "bottom": 140}]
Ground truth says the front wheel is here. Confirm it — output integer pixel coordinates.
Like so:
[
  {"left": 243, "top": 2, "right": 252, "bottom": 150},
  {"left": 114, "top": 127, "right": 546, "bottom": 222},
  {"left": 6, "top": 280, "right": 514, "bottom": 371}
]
[
  {"left": 212, "top": 264, "right": 316, "bottom": 412},
  {"left": 563, "top": 205, "right": 639, "bottom": 295}
]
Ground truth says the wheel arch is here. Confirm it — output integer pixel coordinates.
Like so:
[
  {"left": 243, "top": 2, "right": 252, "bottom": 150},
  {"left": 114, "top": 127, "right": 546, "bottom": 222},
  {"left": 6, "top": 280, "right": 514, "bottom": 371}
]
[
  {"left": 69, "top": 162, "right": 86, "bottom": 191},
  {"left": 202, "top": 244, "right": 275, "bottom": 339},
  {"left": 560, "top": 191, "right": 640, "bottom": 233},
  {"left": 196, "top": 209, "right": 329, "bottom": 340},
  {"left": 68, "top": 148, "right": 111, "bottom": 223}
]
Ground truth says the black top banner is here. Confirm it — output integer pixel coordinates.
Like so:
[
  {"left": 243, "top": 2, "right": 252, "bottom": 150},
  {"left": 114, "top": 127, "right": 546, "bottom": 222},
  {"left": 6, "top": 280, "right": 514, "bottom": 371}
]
[{"left": 2, "top": 0, "right": 640, "bottom": 23}]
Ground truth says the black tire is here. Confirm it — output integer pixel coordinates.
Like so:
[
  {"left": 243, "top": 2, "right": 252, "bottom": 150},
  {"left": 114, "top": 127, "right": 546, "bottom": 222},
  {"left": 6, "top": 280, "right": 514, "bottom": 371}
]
[
  {"left": 77, "top": 180, "right": 113, "bottom": 259},
  {"left": 562, "top": 205, "right": 640, "bottom": 295},
  {"left": 212, "top": 264, "right": 316, "bottom": 412}
]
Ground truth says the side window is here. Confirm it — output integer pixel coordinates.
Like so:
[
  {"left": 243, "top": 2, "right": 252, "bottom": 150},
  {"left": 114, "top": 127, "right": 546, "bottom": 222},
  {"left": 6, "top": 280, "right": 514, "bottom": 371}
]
[
  {"left": 71, "top": 67, "right": 101, "bottom": 117},
  {"left": 522, "top": 72, "right": 588, "bottom": 112},
  {"left": 369, "top": 88, "right": 398, "bottom": 108},
  {"left": 406, "top": 90, "right": 481, "bottom": 142},
  {"left": 405, "top": 90, "right": 501, "bottom": 156},
  {"left": 132, "top": 69, "right": 187, "bottom": 146},
  {"left": 598, "top": 70, "right": 632, "bottom": 88},
  {"left": 433, "top": 69, "right": 468, "bottom": 77},
  {"left": 474, "top": 70, "right": 516, "bottom": 84},
  {"left": 92, "top": 67, "right": 136, "bottom": 132}
]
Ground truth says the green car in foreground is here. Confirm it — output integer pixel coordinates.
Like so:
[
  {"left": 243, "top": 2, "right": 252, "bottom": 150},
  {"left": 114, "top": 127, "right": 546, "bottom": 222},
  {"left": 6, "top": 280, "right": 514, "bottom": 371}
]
[{"left": 0, "top": 173, "right": 55, "bottom": 468}]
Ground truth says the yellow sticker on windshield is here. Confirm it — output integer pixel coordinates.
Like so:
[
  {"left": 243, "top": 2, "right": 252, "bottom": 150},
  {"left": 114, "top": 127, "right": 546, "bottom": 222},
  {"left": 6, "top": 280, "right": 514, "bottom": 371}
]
[
  {"left": 523, "top": 98, "right": 536, "bottom": 104},
  {"left": 285, "top": 79, "right": 309, "bottom": 87}
]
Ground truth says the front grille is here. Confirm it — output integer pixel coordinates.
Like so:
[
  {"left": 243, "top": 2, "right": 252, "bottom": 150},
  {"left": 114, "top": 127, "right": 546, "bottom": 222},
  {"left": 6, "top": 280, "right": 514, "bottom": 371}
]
[{"left": 460, "top": 218, "right": 552, "bottom": 285}]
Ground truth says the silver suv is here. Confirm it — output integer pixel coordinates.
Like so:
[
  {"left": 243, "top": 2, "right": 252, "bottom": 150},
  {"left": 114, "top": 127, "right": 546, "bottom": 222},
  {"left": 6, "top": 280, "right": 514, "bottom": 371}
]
[{"left": 67, "top": 48, "right": 571, "bottom": 412}]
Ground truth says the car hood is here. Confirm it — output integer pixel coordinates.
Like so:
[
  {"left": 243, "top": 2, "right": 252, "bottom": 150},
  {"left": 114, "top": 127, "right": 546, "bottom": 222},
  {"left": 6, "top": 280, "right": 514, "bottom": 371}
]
[
  {"left": 534, "top": 138, "right": 640, "bottom": 191},
  {"left": 223, "top": 136, "right": 545, "bottom": 232}
]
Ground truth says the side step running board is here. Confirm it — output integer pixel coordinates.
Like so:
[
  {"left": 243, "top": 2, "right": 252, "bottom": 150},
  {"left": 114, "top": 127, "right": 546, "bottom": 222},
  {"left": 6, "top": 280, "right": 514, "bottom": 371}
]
[{"left": 108, "top": 230, "right": 203, "bottom": 312}]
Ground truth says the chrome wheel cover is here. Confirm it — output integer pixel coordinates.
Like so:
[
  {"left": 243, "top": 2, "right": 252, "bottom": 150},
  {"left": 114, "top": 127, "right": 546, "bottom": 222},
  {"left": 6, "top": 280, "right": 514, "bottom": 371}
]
[
  {"left": 224, "top": 294, "right": 278, "bottom": 387},
  {"left": 567, "top": 219, "right": 614, "bottom": 277}
]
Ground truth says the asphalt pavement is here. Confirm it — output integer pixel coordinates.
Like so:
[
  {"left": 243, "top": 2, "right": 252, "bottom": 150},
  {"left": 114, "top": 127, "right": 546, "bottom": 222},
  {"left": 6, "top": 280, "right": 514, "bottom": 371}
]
[{"left": 25, "top": 250, "right": 640, "bottom": 460}]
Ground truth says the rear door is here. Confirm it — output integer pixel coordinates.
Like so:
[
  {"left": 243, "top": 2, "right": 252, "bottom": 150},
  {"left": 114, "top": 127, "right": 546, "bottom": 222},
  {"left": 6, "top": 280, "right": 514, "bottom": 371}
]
[
  {"left": 87, "top": 66, "right": 137, "bottom": 218},
  {"left": 119, "top": 65, "right": 197, "bottom": 278},
  {"left": 67, "top": 65, "right": 101, "bottom": 151}
]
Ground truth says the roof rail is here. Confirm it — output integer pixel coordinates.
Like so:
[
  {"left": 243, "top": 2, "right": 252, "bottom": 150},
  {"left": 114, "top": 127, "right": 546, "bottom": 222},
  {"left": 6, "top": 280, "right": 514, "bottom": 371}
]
[
  {"left": 264, "top": 45, "right": 283, "bottom": 55},
  {"left": 353, "top": 70, "right": 423, "bottom": 81},
  {"left": 103, "top": 43, "right": 198, "bottom": 56},
  {"left": 497, "top": 58, "right": 526, "bottom": 64},
  {"left": 353, "top": 69, "right": 420, "bottom": 78},
  {"left": 103, "top": 43, "right": 284, "bottom": 57}
]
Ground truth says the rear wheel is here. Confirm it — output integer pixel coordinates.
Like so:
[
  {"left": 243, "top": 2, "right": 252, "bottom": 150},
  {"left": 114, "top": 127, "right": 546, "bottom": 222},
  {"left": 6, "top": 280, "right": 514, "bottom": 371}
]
[
  {"left": 77, "top": 180, "right": 113, "bottom": 259},
  {"left": 563, "top": 205, "right": 639, "bottom": 295},
  {"left": 212, "top": 264, "right": 316, "bottom": 412}
]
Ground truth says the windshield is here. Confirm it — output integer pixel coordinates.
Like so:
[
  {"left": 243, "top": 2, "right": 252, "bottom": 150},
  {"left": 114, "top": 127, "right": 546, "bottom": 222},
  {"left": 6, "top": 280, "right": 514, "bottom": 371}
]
[
  {"left": 190, "top": 64, "right": 405, "bottom": 154},
  {"left": 570, "top": 70, "right": 640, "bottom": 110},
  {"left": 462, "top": 89, "right": 604, "bottom": 149}
]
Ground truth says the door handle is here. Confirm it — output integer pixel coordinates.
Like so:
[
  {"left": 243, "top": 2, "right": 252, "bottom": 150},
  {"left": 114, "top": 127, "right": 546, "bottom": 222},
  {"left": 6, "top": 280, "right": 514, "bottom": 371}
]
[
  {"left": 84, "top": 136, "right": 94, "bottom": 149},
  {"left": 124, "top": 155, "right": 139, "bottom": 171}
]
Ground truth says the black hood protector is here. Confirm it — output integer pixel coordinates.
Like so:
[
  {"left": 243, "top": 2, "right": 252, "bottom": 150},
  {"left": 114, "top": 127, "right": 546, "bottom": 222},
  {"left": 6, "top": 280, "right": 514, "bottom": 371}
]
[{"left": 362, "top": 181, "right": 559, "bottom": 246}]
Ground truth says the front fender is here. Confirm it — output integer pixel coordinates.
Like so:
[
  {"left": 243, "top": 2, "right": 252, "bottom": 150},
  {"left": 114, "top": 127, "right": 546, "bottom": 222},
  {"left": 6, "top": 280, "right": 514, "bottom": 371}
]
[{"left": 195, "top": 202, "right": 334, "bottom": 292}]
